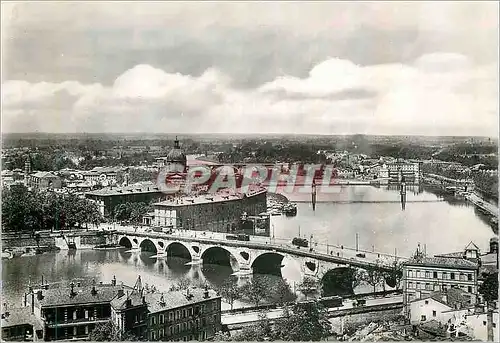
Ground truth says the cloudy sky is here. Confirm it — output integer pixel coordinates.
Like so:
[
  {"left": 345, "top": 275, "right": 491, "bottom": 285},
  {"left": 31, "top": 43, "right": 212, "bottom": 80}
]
[{"left": 2, "top": 2, "right": 498, "bottom": 136}]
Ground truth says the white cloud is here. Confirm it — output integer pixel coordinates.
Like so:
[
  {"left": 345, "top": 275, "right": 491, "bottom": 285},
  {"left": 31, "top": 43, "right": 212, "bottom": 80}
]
[{"left": 1, "top": 53, "right": 497, "bottom": 136}]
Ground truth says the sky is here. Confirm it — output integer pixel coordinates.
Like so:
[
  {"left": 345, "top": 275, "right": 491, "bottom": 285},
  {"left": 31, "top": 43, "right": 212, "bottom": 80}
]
[{"left": 1, "top": 2, "right": 498, "bottom": 136}]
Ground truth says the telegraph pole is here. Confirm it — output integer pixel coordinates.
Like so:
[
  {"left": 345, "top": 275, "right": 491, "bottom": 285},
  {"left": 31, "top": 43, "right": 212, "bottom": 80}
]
[{"left": 355, "top": 233, "right": 359, "bottom": 252}]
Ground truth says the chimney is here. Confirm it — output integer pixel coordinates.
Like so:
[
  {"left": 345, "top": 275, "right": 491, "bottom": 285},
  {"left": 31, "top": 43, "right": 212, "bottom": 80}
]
[
  {"left": 203, "top": 285, "right": 210, "bottom": 299},
  {"left": 91, "top": 286, "right": 97, "bottom": 296},
  {"left": 77, "top": 282, "right": 81, "bottom": 287},
  {"left": 160, "top": 294, "right": 165, "bottom": 306},
  {"left": 31, "top": 293, "right": 35, "bottom": 314},
  {"left": 142, "top": 296, "right": 146, "bottom": 304},
  {"left": 37, "top": 290, "right": 44, "bottom": 301},
  {"left": 111, "top": 275, "right": 116, "bottom": 286},
  {"left": 70, "top": 282, "right": 76, "bottom": 297}
]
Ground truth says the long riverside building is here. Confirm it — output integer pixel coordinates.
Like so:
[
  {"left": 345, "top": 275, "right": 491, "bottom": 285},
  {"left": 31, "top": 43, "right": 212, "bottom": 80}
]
[{"left": 152, "top": 187, "right": 268, "bottom": 235}]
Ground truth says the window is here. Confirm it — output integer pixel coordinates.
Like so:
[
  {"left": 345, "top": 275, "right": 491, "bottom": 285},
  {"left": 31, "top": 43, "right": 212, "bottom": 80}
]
[
  {"left": 433, "top": 272, "right": 438, "bottom": 278},
  {"left": 188, "top": 308, "right": 193, "bottom": 316},
  {"left": 421, "top": 315, "right": 427, "bottom": 321},
  {"left": 151, "top": 316, "right": 156, "bottom": 326},
  {"left": 450, "top": 273, "right": 455, "bottom": 280},
  {"left": 85, "top": 326, "right": 89, "bottom": 335},
  {"left": 160, "top": 314, "right": 164, "bottom": 324},
  {"left": 183, "top": 309, "right": 186, "bottom": 318},
  {"left": 169, "top": 312, "right": 173, "bottom": 321},
  {"left": 483, "top": 321, "right": 487, "bottom": 326},
  {"left": 460, "top": 273, "right": 465, "bottom": 281},
  {"left": 442, "top": 272, "right": 448, "bottom": 280},
  {"left": 425, "top": 271, "right": 430, "bottom": 278},
  {"left": 493, "top": 323, "right": 496, "bottom": 328},
  {"left": 408, "top": 282, "right": 413, "bottom": 289},
  {"left": 432, "top": 311, "right": 436, "bottom": 317},
  {"left": 467, "top": 274, "right": 473, "bottom": 281},
  {"left": 425, "top": 300, "right": 429, "bottom": 305},
  {"left": 416, "top": 270, "right": 420, "bottom": 278},
  {"left": 183, "top": 337, "right": 187, "bottom": 341}
]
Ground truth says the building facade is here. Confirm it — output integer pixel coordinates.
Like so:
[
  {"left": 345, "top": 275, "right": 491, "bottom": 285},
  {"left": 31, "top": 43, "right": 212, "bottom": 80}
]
[
  {"left": 385, "top": 161, "right": 421, "bottom": 183},
  {"left": 403, "top": 255, "right": 479, "bottom": 316},
  {"left": 23, "top": 277, "right": 222, "bottom": 341},
  {"left": 144, "top": 288, "right": 222, "bottom": 341},
  {"left": 85, "top": 182, "right": 165, "bottom": 217},
  {"left": 28, "top": 172, "right": 62, "bottom": 190},
  {"left": 152, "top": 188, "right": 267, "bottom": 234}
]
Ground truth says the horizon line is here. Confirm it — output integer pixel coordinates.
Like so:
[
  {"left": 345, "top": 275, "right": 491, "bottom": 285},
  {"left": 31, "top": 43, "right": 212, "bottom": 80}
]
[{"left": 2, "top": 132, "right": 498, "bottom": 139}]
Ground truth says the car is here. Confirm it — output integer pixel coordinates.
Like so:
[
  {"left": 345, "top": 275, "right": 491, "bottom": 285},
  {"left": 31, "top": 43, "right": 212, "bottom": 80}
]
[{"left": 356, "top": 253, "right": 366, "bottom": 258}]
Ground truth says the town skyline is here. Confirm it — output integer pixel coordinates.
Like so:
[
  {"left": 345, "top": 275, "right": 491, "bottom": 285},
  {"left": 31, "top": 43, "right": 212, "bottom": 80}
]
[{"left": 2, "top": 2, "right": 498, "bottom": 137}]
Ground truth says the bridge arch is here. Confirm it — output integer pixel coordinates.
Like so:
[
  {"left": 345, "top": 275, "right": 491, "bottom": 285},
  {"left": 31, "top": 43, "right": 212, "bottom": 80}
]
[
  {"left": 321, "top": 267, "right": 358, "bottom": 297},
  {"left": 201, "top": 246, "right": 239, "bottom": 270},
  {"left": 251, "top": 252, "right": 286, "bottom": 276},
  {"left": 139, "top": 238, "right": 158, "bottom": 254},
  {"left": 118, "top": 236, "right": 132, "bottom": 248},
  {"left": 165, "top": 241, "right": 192, "bottom": 260}
]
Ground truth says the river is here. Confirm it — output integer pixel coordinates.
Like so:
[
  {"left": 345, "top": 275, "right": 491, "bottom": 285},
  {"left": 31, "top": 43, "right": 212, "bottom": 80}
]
[{"left": 2, "top": 185, "right": 496, "bottom": 309}]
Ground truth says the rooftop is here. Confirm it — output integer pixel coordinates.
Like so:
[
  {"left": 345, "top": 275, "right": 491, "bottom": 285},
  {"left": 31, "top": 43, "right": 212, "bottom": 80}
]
[
  {"left": 1, "top": 307, "right": 43, "bottom": 330},
  {"left": 31, "top": 171, "right": 59, "bottom": 179},
  {"left": 37, "top": 283, "right": 133, "bottom": 308},
  {"left": 145, "top": 288, "right": 220, "bottom": 314},
  {"left": 85, "top": 181, "right": 160, "bottom": 197},
  {"left": 404, "top": 256, "right": 478, "bottom": 270},
  {"left": 411, "top": 288, "right": 473, "bottom": 309},
  {"left": 153, "top": 186, "right": 266, "bottom": 207}
]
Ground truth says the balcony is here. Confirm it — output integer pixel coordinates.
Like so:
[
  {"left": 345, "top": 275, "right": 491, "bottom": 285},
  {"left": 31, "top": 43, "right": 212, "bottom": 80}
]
[{"left": 46, "top": 317, "right": 110, "bottom": 328}]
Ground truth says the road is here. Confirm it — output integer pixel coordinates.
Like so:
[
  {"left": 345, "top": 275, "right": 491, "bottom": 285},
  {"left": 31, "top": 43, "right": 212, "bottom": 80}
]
[
  {"left": 108, "top": 225, "right": 408, "bottom": 270},
  {"left": 221, "top": 295, "right": 403, "bottom": 325}
]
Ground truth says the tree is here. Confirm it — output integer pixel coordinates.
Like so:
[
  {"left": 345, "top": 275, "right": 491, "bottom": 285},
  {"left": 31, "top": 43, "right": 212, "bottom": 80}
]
[
  {"left": 273, "top": 301, "right": 332, "bottom": 341},
  {"left": 384, "top": 260, "right": 404, "bottom": 290},
  {"left": 89, "top": 320, "right": 136, "bottom": 341},
  {"left": 478, "top": 272, "right": 498, "bottom": 304},
  {"left": 270, "top": 277, "right": 297, "bottom": 306},
  {"left": 299, "top": 277, "right": 319, "bottom": 300},
  {"left": 214, "top": 331, "right": 232, "bottom": 341},
  {"left": 360, "top": 268, "right": 385, "bottom": 293},
  {"left": 218, "top": 277, "right": 241, "bottom": 310},
  {"left": 232, "top": 311, "right": 272, "bottom": 341},
  {"left": 240, "top": 276, "right": 269, "bottom": 307}
]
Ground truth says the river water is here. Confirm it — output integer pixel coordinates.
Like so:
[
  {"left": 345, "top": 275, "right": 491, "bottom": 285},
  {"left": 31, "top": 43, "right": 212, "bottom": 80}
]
[{"left": 2, "top": 185, "right": 496, "bottom": 309}]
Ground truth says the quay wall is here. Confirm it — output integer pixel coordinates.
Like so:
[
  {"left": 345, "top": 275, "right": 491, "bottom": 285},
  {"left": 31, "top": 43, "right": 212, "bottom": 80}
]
[
  {"left": 1, "top": 233, "right": 56, "bottom": 249},
  {"left": 2, "top": 231, "right": 111, "bottom": 250}
]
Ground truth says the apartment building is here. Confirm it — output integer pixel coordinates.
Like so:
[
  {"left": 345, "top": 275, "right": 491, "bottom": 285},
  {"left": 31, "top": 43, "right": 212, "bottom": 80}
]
[
  {"left": 144, "top": 287, "right": 222, "bottom": 341},
  {"left": 403, "top": 251, "right": 479, "bottom": 317}
]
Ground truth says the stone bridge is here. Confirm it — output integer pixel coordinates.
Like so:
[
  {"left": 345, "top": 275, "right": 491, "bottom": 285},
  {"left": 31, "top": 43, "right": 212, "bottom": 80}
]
[{"left": 110, "top": 230, "right": 405, "bottom": 290}]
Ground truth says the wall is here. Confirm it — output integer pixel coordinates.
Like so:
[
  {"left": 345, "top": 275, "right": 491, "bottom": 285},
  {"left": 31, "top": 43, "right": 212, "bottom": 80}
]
[
  {"left": 466, "top": 311, "right": 498, "bottom": 342},
  {"left": 409, "top": 299, "right": 451, "bottom": 325},
  {"left": 1, "top": 233, "right": 56, "bottom": 249},
  {"left": 329, "top": 308, "right": 403, "bottom": 335}
]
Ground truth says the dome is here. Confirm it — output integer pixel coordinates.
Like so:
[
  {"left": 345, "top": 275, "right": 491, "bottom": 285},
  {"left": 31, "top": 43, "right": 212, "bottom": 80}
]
[{"left": 167, "top": 137, "right": 187, "bottom": 164}]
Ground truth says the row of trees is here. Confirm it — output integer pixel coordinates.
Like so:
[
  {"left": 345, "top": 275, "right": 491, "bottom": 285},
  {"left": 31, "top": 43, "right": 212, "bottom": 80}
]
[
  {"left": 217, "top": 275, "right": 297, "bottom": 310},
  {"left": 2, "top": 185, "right": 102, "bottom": 233}
]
